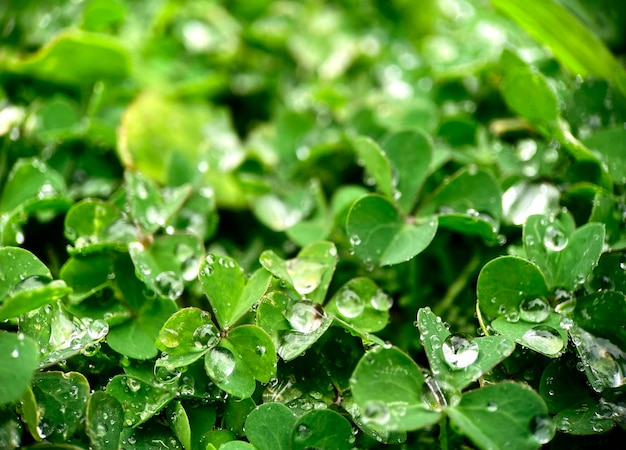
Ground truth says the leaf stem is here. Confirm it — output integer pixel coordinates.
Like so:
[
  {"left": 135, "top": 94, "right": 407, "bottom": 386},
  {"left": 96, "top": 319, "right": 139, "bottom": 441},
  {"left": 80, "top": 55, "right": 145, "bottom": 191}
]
[
  {"left": 433, "top": 253, "right": 481, "bottom": 317},
  {"left": 439, "top": 415, "right": 449, "bottom": 450}
]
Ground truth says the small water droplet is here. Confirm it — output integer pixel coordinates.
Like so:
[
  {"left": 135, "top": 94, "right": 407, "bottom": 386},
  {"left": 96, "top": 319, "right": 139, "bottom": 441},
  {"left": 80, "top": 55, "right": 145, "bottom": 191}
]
[
  {"left": 294, "top": 423, "right": 312, "bottom": 441},
  {"left": 486, "top": 401, "right": 498, "bottom": 412},
  {"left": 349, "top": 235, "right": 362, "bottom": 246},
  {"left": 521, "top": 325, "right": 564, "bottom": 355},
  {"left": 530, "top": 415, "right": 555, "bottom": 444},
  {"left": 11, "top": 348, "right": 19, "bottom": 358},
  {"left": 543, "top": 226, "right": 568, "bottom": 251},
  {"left": 155, "top": 271, "right": 184, "bottom": 300},
  {"left": 362, "top": 401, "right": 390, "bottom": 426},
  {"left": 336, "top": 288, "right": 364, "bottom": 318},
  {"left": 441, "top": 334, "right": 479, "bottom": 369},
  {"left": 371, "top": 289, "right": 393, "bottom": 311},
  {"left": 126, "top": 377, "right": 141, "bottom": 393},
  {"left": 255, "top": 345, "right": 266, "bottom": 356},
  {"left": 519, "top": 297, "right": 550, "bottom": 323}
]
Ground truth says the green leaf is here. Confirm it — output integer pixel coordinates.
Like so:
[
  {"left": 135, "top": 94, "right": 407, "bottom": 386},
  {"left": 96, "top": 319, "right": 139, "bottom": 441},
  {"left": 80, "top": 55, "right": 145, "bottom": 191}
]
[
  {"left": 290, "top": 409, "right": 353, "bottom": 450},
  {"left": 125, "top": 171, "right": 191, "bottom": 234},
  {"left": 477, "top": 256, "right": 549, "bottom": 320},
  {"left": 491, "top": 313, "right": 567, "bottom": 357},
  {"left": 0, "top": 247, "right": 72, "bottom": 320},
  {"left": 167, "top": 401, "right": 191, "bottom": 450},
  {"left": 60, "top": 254, "right": 116, "bottom": 303},
  {"left": 346, "top": 194, "right": 438, "bottom": 266},
  {"left": 13, "top": 30, "right": 130, "bottom": 85},
  {"left": 226, "top": 325, "right": 277, "bottom": 384},
  {"left": 417, "top": 308, "right": 515, "bottom": 392},
  {"left": 107, "top": 297, "right": 177, "bottom": 360},
  {"left": 259, "top": 241, "right": 338, "bottom": 303},
  {"left": 244, "top": 402, "right": 297, "bottom": 450},
  {"left": 155, "top": 307, "right": 220, "bottom": 368},
  {"left": 500, "top": 65, "right": 559, "bottom": 123},
  {"left": 0, "top": 158, "right": 71, "bottom": 216},
  {"left": 447, "top": 382, "right": 552, "bottom": 450},
  {"left": 491, "top": 0, "right": 626, "bottom": 98},
  {"left": 64, "top": 199, "right": 137, "bottom": 255},
  {"left": 0, "top": 332, "right": 39, "bottom": 405},
  {"left": 204, "top": 341, "right": 255, "bottom": 399},
  {"left": 200, "top": 254, "right": 271, "bottom": 329},
  {"left": 105, "top": 375, "right": 177, "bottom": 427},
  {"left": 0, "top": 409, "right": 21, "bottom": 449},
  {"left": 352, "top": 135, "right": 394, "bottom": 198},
  {"left": 325, "top": 277, "right": 391, "bottom": 332},
  {"left": 129, "top": 233, "right": 204, "bottom": 300},
  {"left": 583, "top": 126, "right": 626, "bottom": 185},
  {"left": 350, "top": 346, "right": 441, "bottom": 432},
  {"left": 86, "top": 391, "right": 124, "bottom": 450},
  {"left": 257, "top": 293, "right": 333, "bottom": 362},
  {"left": 382, "top": 130, "right": 432, "bottom": 214},
  {"left": 523, "top": 214, "right": 605, "bottom": 290},
  {"left": 31, "top": 371, "right": 90, "bottom": 442}
]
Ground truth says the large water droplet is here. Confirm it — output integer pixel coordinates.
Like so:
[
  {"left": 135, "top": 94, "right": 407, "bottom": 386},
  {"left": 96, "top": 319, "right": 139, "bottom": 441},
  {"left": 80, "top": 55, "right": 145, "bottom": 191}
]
[
  {"left": 192, "top": 324, "right": 220, "bottom": 349},
  {"left": 441, "top": 334, "right": 479, "bottom": 369},
  {"left": 543, "top": 226, "right": 568, "bottom": 251},
  {"left": 159, "top": 328, "right": 181, "bottom": 348},
  {"left": 362, "top": 401, "right": 390, "bottom": 426},
  {"left": 519, "top": 297, "right": 550, "bottom": 323},
  {"left": 284, "top": 300, "right": 325, "bottom": 334},
  {"left": 530, "top": 415, "right": 555, "bottom": 444},
  {"left": 285, "top": 259, "right": 324, "bottom": 295},
  {"left": 155, "top": 271, "right": 184, "bottom": 300},
  {"left": 371, "top": 289, "right": 393, "bottom": 311},
  {"left": 521, "top": 325, "right": 564, "bottom": 355},
  {"left": 502, "top": 182, "right": 560, "bottom": 225},
  {"left": 205, "top": 346, "right": 236, "bottom": 382},
  {"left": 336, "top": 288, "right": 364, "bottom": 318}
]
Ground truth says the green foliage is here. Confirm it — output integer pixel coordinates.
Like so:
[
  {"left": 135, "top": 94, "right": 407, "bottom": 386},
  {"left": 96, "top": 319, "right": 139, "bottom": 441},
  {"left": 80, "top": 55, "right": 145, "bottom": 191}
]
[{"left": 1, "top": 0, "right": 626, "bottom": 448}]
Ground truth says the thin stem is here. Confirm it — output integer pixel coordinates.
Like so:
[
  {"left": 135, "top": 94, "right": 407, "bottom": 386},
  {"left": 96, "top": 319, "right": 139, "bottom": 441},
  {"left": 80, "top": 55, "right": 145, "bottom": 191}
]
[
  {"left": 439, "top": 415, "right": 449, "bottom": 450},
  {"left": 433, "top": 253, "right": 481, "bottom": 317}
]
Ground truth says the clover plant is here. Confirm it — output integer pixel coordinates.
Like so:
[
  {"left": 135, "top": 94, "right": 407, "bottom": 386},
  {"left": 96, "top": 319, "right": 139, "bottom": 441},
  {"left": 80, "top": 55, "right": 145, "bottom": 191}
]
[{"left": 1, "top": 0, "right": 626, "bottom": 448}]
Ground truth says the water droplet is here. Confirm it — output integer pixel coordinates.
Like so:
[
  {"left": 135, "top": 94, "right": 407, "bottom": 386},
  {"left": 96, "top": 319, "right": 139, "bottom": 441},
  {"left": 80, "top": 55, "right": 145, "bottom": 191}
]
[
  {"left": 154, "top": 364, "right": 182, "bottom": 384},
  {"left": 135, "top": 180, "right": 149, "bottom": 199},
  {"left": 336, "top": 287, "right": 364, "bottom": 318},
  {"left": 521, "top": 325, "right": 564, "bottom": 355},
  {"left": 284, "top": 300, "right": 325, "bottom": 334},
  {"left": 519, "top": 297, "right": 550, "bottom": 323},
  {"left": 441, "top": 334, "right": 479, "bottom": 369},
  {"left": 160, "top": 328, "right": 181, "bottom": 348},
  {"left": 285, "top": 259, "right": 324, "bottom": 295},
  {"left": 205, "top": 347, "right": 236, "bottom": 382},
  {"left": 11, "top": 348, "right": 19, "bottom": 358},
  {"left": 530, "top": 415, "right": 555, "bottom": 444},
  {"left": 155, "top": 271, "right": 184, "bottom": 300},
  {"left": 486, "top": 401, "right": 498, "bottom": 412},
  {"left": 255, "top": 345, "right": 266, "bottom": 356},
  {"left": 543, "top": 226, "right": 568, "bottom": 251},
  {"left": 362, "top": 401, "right": 390, "bottom": 426},
  {"left": 294, "top": 423, "right": 312, "bottom": 441},
  {"left": 126, "top": 377, "right": 142, "bottom": 393},
  {"left": 192, "top": 324, "right": 220, "bottom": 349},
  {"left": 371, "top": 289, "right": 393, "bottom": 311},
  {"left": 502, "top": 182, "right": 560, "bottom": 225},
  {"left": 349, "top": 235, "right": 361, "bottom": 246}
]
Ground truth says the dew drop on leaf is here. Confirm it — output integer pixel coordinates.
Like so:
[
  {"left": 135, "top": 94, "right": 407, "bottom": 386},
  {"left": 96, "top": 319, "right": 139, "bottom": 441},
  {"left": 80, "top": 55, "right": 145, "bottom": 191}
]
[
  {"left": 284, "top": 300, "right": 325, "bottom": 334},
  {"left": 192, "top": 324, "right": 219, "bottom": 349},
  {"left": 486, "top": 401, "right": 498, "bottom": 412},
  {"left": 521, "top": 325, "right": 564, "bottom": 355},
  {"left": 160, "top": 328, "right": 181, "bottom": 348},
  {"left": 519, "top": 297, "right": 550, "bottom": 323},
  {"left": 530, "top": 415, "right": 555, "bottom": 444},
  {"left": 349, "top": 234, "right": 361, "bottom": 246},
  {"left": 155, "top": 271, "right": 184, "bottom": 300},
  {"left": 285, "top": 259, "right": 324, "bottom": 295},
  {"left": 154, "top": 364, "right": 182, "bottom": 384},
  {"left": 543, "top": 226, "right": 568, "bottom": 251},
  {"left": 205, "top": 346, "right": 236, "bottom": 382},
  {"left": 126, "top": 377, "right": 142, "bottom": 393},
  {"left": 336, "top": 288, "right": 365, "bottom": 318},
  {"left": 441, "top": 334, "right": 479, "bottom": 369},
  {"left": 294, "top": 424, "right": 312, "bottom": 441},
  {"left": 370, "top": 289, "right": 393, "bottom": 311},
  {"left": 362, "top": 401, "right": 391, "bottom": 426}
]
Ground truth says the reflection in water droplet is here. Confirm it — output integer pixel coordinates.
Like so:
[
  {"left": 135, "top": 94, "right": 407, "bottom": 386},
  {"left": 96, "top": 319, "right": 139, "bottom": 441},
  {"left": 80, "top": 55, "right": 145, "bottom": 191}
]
[
  {"left": 126, "top": 377, "right": 141, "bottom": 393},
  {"left": 441, "top": 334, "right": 479, "bottom": 369},
  {"left": 371, "top": 289, "right": 393, "bottom": 311},
  {"left": 284, "top": 300, "right": 325, "bottom": 334},
  {"left": 502, "top": 182, "right": 560, "bottom": 225},
  {"left": 205, "top": 347, "right": 236, "bottom": 382},
  {"left": 362, "top": 401, "right": 391, "bottom": 426},
  {"left": 285, "top": 259, "right": 325, "bottom": 295},
  {"left": 192, "top": 324, "right": 220, "bottom": 349},
  {"left": 519, "top": 297, "right": 550, "bottom": 323},
  {"left": 521, "top": 325, "right": 564, "bottom": 355},
  {"left": 155, "top": 271, "right": 184, "bottom": 300},
  {"left": 543, "top": 226, "right": 568, "bottom": 251},
  {"left": 336, "top": 288, "right": 364, "bottom": 318},
  {"left": 530, "top": 415, "right": 555, "bottom": 444}
]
